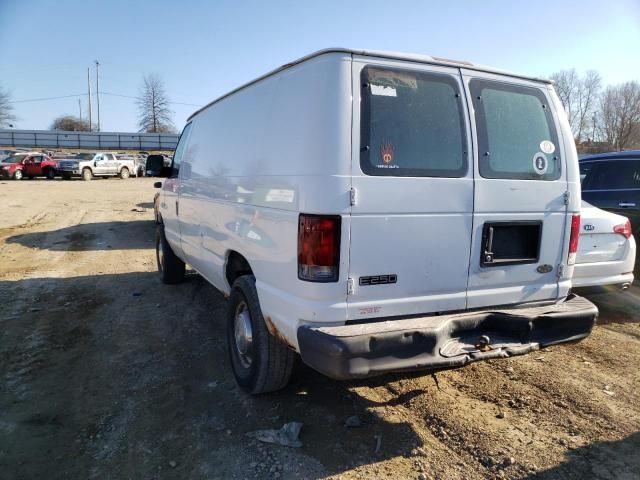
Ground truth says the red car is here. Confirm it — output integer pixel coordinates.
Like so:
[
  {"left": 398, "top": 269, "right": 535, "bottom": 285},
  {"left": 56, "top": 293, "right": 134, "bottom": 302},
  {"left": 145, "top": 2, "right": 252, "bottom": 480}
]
[{"left": 0, "top": 152, "right": 58, "bottom": 180}]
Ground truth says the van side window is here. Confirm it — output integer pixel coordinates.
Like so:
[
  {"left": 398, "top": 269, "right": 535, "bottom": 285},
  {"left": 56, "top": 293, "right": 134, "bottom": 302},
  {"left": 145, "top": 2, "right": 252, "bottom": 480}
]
[
  {"left": 471, "top": 80, "right": 561, "bottom": 180},
  {"left": 582, "top": 159, "right": 640, "bottom": 190},
  {"left": 171, "top": 123, "right": 193, "bottom": 178},
  {"left": 360, "top": 66, "right": 468, "bottom": 177}
]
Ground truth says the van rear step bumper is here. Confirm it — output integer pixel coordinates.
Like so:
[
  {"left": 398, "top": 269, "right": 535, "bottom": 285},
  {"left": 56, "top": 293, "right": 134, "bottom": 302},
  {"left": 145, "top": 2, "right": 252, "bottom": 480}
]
[{"left": 297, "top": 294, "right": 598, "bottom": 380}]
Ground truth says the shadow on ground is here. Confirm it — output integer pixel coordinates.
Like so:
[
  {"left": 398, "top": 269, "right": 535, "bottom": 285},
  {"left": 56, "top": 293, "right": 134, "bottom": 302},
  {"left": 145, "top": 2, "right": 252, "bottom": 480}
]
[
  {"left": 576, "top": 285, "right": 640, "bottom": 325},
  {"left": 5, "top": 220, "right": 156, "bottom": 251},
  {"left": 529, "top": 432, "right": 640, "bottom": 479},
  {"left": 0, "top": 271, "right": 424, "bottom": 479}
]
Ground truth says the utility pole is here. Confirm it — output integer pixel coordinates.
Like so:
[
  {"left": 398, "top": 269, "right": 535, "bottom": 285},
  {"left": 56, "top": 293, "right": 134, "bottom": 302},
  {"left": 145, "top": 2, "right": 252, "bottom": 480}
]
[
  {"left": 78, "top": 98, "right": 82, "bottom": 121},
  {"left": 95, "top": 60, "right": 100, "bottom": 132},
  {"left": 87, "top": 67, "right": 93, "bottom": 132}
]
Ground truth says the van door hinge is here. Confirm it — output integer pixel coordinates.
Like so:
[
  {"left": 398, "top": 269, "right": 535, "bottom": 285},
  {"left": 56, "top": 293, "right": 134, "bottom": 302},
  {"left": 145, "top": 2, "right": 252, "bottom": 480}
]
[
  {"left": 563, "top": 191, "right": 570, "bottom": 205},
  {"left": 350, "top": 187, "right": 357, "bottom": 206},
  {"left": 556, "top": 264, "right": 564, "bottom": 278},
  {"left": 347, "top": 277, "right": 354, "bottom": 295}
]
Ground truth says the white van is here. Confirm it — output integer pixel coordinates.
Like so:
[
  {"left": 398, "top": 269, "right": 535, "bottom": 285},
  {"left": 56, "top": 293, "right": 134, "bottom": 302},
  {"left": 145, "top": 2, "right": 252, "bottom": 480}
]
[{"left": 155, "top": 49, "right": 598, "bottom": 394}]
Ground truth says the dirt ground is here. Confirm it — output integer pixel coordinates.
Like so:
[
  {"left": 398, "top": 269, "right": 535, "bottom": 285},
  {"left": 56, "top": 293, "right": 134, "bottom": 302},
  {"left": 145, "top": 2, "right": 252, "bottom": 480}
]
[{"left": 0, "top": 178, "right": 639, "bottom": 480}]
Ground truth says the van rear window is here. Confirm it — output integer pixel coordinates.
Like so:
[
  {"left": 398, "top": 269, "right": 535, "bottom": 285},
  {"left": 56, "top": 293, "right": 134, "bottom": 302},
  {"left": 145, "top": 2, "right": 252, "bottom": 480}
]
[
  {"left": 360, "top": 67, "right": 468, "bottom": 177},
  {"left": 471, "top": 80, "right": 561, "bottom": 180}
]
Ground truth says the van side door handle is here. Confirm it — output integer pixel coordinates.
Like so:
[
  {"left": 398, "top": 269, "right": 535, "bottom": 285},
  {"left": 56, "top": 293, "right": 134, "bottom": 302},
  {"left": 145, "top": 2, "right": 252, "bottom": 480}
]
[{"left": 619, "top": 202, "right": 636, "bottom": 208}]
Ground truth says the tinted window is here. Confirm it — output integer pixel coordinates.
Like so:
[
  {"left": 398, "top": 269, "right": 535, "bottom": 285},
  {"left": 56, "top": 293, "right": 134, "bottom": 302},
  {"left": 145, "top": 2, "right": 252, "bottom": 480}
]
[
  {"left": 582, "top": 159, "right": 640, "bottom": 190},
  {"left": 471, "top": 80, "right": 561, "bottom": 180},
  {"left": 2, "top": 155, "right": 25, "bottom": 163},
  {"left": 360, "top": 66, "right": 467, "bottom": 177},
  {"left": 171, "top": 123, "right": 192, "bottom": 178}
]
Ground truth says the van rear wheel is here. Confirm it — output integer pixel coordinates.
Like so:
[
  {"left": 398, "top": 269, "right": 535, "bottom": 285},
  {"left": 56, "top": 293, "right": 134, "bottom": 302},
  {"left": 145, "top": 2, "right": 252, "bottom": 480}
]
[
  {"left": 227, "top": 275, "right": 294, "bottom": 394},
  {"left": 155, "top": 225, "right": 185, "bottom": 284}
]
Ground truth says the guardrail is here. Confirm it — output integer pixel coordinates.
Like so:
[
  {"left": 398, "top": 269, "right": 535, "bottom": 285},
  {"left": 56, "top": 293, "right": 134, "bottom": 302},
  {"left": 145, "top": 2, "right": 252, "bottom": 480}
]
[{"left": 0, "top": 129, "right": 178, "bottom": 151}]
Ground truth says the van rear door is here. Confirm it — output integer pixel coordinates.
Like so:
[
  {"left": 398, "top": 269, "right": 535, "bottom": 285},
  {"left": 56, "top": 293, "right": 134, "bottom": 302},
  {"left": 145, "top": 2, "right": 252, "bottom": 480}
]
[
  {"left": 347, "top": 58, "right": 473, "bottom": 320},
  {"left": 462, "top": 71, "right": 569, "bottom": 308}
]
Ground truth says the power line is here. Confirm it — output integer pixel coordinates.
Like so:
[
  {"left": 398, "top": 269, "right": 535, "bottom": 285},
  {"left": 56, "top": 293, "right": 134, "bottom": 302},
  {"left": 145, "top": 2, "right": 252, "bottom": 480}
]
[
  {"left": 8, "top": 93, "right": 88, "bottom": 104},
  {"left": 7, "top": 91, "right": 203, "bottom": 107},
  {"left": 102, "top": 91, "right": 202, "bottom": 107},
  {"left": 100, "top": 91, "right": 138, "bottom": 100}
]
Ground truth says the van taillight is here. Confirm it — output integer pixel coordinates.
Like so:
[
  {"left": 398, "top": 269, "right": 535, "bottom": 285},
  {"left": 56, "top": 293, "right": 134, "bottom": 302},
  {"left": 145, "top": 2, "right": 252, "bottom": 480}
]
[
  {"left": 298, "top": 214, "right": 341, "bottom": 282},
  {"left": 568, "top": 214, "right": 580, "bottom": 265},
  {"left": 613, "top": 220, "right": 632, "bottom": 239}
]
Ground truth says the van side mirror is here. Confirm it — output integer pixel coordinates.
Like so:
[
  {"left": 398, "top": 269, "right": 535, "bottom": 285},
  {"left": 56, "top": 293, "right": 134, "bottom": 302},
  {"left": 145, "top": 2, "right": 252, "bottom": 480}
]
[{"left": 154, "top": 181, "right": 162, "bottom": 189}]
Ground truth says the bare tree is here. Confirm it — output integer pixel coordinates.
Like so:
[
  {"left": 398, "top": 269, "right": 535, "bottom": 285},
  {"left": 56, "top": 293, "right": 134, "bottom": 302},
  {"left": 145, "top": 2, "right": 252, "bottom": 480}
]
[
  {"left": 0, "top": 84, "right": 16, "bottom": 128},
  {"left": 551, "top": 69, "right": 580, "bottom": 135},
  {"left": 598, "top": 81, "right": 640, "bottom": 150},
  {"left": 576, "top": 70, "right": 601, "bottom": 142},
  {"left": 50, "top": 115, "right": 91, "bottom": 131},
  {"left": 630, "top": 122, "right": 640, "bottom": 148},
  {"left": 137, "top": 74, "right": 175, "bottom": 133},
  {"left": 550, "top": 69, "right": 601, "bottom": 142}
]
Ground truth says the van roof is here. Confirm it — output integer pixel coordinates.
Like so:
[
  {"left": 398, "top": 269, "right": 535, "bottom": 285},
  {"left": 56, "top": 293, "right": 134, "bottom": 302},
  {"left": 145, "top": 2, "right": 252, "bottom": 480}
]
[{"left": 188, "top": 48, "right": 552, "bottom": 122}]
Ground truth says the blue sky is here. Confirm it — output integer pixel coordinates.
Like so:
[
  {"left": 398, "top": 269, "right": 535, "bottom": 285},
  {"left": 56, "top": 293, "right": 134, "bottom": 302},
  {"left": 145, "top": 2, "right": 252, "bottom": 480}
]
[{"left": 1, "top": 0, "right": 639, "bottom": 132}]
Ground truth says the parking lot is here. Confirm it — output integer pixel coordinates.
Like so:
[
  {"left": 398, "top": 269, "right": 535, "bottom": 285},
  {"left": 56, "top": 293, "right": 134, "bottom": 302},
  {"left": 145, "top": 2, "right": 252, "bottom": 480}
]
[{"left": 0, "top": 178, "right": 639, "bottom": 479}]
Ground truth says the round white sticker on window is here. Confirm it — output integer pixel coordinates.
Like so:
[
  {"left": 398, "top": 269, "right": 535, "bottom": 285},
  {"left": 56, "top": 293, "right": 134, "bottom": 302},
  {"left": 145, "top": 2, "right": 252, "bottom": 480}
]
[
  {"left": 532, "top": 152, "right": 548, "bottom": 175},
  {"left": 540, "top": 140, "right": 555, "bottom": 154}
]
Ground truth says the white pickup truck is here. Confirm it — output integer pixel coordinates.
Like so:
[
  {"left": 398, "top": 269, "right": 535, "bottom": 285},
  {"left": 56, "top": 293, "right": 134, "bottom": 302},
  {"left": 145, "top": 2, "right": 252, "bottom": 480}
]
[{"left": 57, "top": 152, "right": 135, "bottom": 180}]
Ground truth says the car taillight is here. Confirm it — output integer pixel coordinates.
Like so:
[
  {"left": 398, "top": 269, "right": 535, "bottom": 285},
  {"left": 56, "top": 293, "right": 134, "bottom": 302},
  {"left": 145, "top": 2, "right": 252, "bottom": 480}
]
[
  {"left": 298, "top": 214, "right": 341, "bottom": 282},
  {"left": 613, "top": 220, "right": 632, "bottom": 239},
  {"left": 568, "top": 214, "right": 580, "bottom": 265}
]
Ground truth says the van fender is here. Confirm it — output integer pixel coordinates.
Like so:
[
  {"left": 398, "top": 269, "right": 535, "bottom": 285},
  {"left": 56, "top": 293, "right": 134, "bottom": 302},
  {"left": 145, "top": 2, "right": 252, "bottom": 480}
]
[{"left": 223, "top": 251, "right": 293, "bottom": 348}]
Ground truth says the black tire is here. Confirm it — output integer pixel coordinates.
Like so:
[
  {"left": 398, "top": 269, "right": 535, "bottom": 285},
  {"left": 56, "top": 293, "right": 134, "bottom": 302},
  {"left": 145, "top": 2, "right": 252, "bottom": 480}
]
[
  {"left": 82, "top": 168, "right": 92, "bottom": 181},
  {"left": 119, "top": 167, "right": 130, "bottom": 179},
  {"left": 45, "top": 168, "right": 55, "bottom": 180},
  {"left": 227, "top": 275, "right": 294, "bottom": 394},
  {"left": 155, "top": 225, "right": 185, "bottom": 284},
  {"left": 13, "top": 169, "right": 23, "bottom": 180}
]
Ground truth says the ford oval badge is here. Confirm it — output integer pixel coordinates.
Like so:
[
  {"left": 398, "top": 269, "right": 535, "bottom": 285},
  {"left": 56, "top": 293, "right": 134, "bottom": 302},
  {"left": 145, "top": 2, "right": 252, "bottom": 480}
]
[
  {"left": 583, "top": 224, "right": 595, "bottom": 231},
  {"left": 537, "top": 264, "right": 553, "bottom": 273}
]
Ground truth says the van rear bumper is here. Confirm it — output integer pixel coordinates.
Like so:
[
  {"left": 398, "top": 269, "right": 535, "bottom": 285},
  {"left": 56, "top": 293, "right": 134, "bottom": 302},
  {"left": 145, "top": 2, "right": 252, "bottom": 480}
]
[{"left": 297, "top": 294, "right": 597, "bottom": 380}]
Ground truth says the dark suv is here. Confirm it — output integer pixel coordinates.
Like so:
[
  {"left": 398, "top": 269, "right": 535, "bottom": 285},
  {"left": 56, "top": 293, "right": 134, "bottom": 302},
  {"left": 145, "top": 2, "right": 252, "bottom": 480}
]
[{"left": 580, "top": 151, "right": 640, "bottom": 241}]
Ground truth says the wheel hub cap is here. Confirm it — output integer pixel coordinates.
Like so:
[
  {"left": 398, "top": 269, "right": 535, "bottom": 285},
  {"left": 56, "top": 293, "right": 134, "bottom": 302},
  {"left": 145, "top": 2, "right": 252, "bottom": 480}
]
[{"left": 234, "top": 302, "right": 253, "bottom": 367}]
